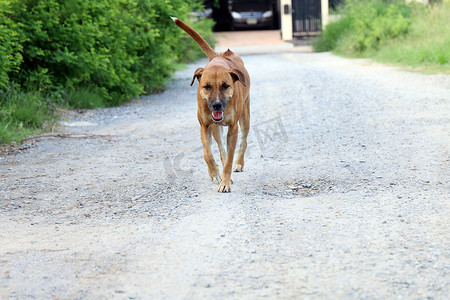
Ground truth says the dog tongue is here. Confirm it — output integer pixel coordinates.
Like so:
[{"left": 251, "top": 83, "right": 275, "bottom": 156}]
[{"left": 212, "top": 111, "right": 223, "bottom": 120}]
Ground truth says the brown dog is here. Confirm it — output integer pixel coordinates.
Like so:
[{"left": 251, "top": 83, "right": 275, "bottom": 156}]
[{"left": 172, "top": 18, "right": 250, "bottom": 192}]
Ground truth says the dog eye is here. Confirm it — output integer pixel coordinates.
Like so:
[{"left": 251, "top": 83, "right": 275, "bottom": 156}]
[
  {"left": 203, "top": 85, "right": 211, "bottom": 91},
  {"left": 222, "top": 84, "right": 230, "bottom": 90}
]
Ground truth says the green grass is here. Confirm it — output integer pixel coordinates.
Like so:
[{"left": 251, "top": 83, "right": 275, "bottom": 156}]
[
  {"left": 374, "top": 3, "right": 450, "bottom": 73},
  {"left": 65, "top": 86, "right": 108, "bottom": 109},
  {"left": 0, "top": 89, "right": 57, "bottom": 144},
  {"left": 314, "top": 1, "right": 450, "bottom": 74},
  {"left": 0, "top": 85, "right": 111, "bottom": 145}
]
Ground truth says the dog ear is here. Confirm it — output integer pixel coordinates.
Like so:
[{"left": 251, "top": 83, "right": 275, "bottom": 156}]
[
  {"left": 229, "top": 69, "right": 246, "bottom": 86},
  {"left": 191, "top": 68, "right": 204, "bottom": 86}
]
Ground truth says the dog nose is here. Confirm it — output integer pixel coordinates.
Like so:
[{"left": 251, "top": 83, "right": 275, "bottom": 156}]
[{"left": 212, "top": 101, "right": 223, "bottom": 111}]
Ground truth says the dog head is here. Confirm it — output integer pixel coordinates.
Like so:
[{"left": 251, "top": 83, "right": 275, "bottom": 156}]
[{"left": 191, "top": 67, "right": 246, "bottom": 122}]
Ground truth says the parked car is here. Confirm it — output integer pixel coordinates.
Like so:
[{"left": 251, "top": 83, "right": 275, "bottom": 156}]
[{"left": 230, "top": 0, "right": 274, "bottom": 30}]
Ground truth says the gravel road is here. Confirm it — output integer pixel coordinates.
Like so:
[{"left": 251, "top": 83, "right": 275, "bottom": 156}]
[{"left": 1, "top": 49, "right": 449, "bottom": 299}]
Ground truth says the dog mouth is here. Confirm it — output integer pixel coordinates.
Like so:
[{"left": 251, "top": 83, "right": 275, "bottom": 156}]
[{"left": 212, "top": 111, "right": 224, "bottom": 122}]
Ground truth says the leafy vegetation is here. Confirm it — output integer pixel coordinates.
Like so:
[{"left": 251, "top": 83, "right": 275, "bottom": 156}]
[
  {"left": 0, "top": 0, "right": 215, "bottom": 145},
  {"left": 374, "top": 2, "right": 450, "bottom": 72},
  {"left": 0, "top": 87, "right": 56, "bottom": 144},
  {"left": 314, "top": 0, "right": 449, "bottom": 73}
]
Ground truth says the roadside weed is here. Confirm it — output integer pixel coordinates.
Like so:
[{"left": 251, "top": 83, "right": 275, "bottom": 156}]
[{"left": 314, "top": 0, "right": 449, "bottom": 73}]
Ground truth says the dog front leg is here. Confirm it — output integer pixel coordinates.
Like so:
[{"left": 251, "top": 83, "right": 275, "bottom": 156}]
[
  {"left": 201, "top": 124, "right": 221, "bottom": 184},
  {"left": 234, "top": 99, "right": 250, "bottom": 172},
  {"left": 212, "top": 124, "right": 226, "bottom": 167},
  {"left": 218, "top": 125, "right": 238, "bottom": 192}
]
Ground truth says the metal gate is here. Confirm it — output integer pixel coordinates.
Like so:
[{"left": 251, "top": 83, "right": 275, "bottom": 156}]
[{"left": 292, "top": 0, "right": 322, "bottom": 37}]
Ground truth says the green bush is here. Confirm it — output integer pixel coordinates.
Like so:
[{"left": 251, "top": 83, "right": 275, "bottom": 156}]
[
  {"left": 0, "top": 1, "right": 23, "bottom": 90},
  {"left": 313, "top": 16, "right": 352, "bottom": 52},
  {"left": 1, "top": 0, "right": 214, "bottom": 106},
  {"left": 0, "top": 0, "right": 215, "bottom": 145},
  {"left": 374, "top": 2, "right": 450, "bottom": 72},
  {"left": 314, "top": 0, "right": 449, "bottom": 73},
  {"left": 314, "top": 0, "right": 413, "bottom": 55}
]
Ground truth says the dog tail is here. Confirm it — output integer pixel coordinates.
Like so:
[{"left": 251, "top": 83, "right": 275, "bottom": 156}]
[{"left": 171, "top": 17, "right": 216, "bottom": 60}]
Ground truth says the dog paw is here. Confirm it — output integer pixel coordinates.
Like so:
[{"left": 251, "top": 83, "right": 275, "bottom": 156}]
[
  {"left": 218, "top": 180, "right": 232, "bottom": 193},
  {"left": 233, "top": 164, "right": 244, "bottom": 172},
  {"left": 210, "top": 174, "right": 221, "bottom": 184}
]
